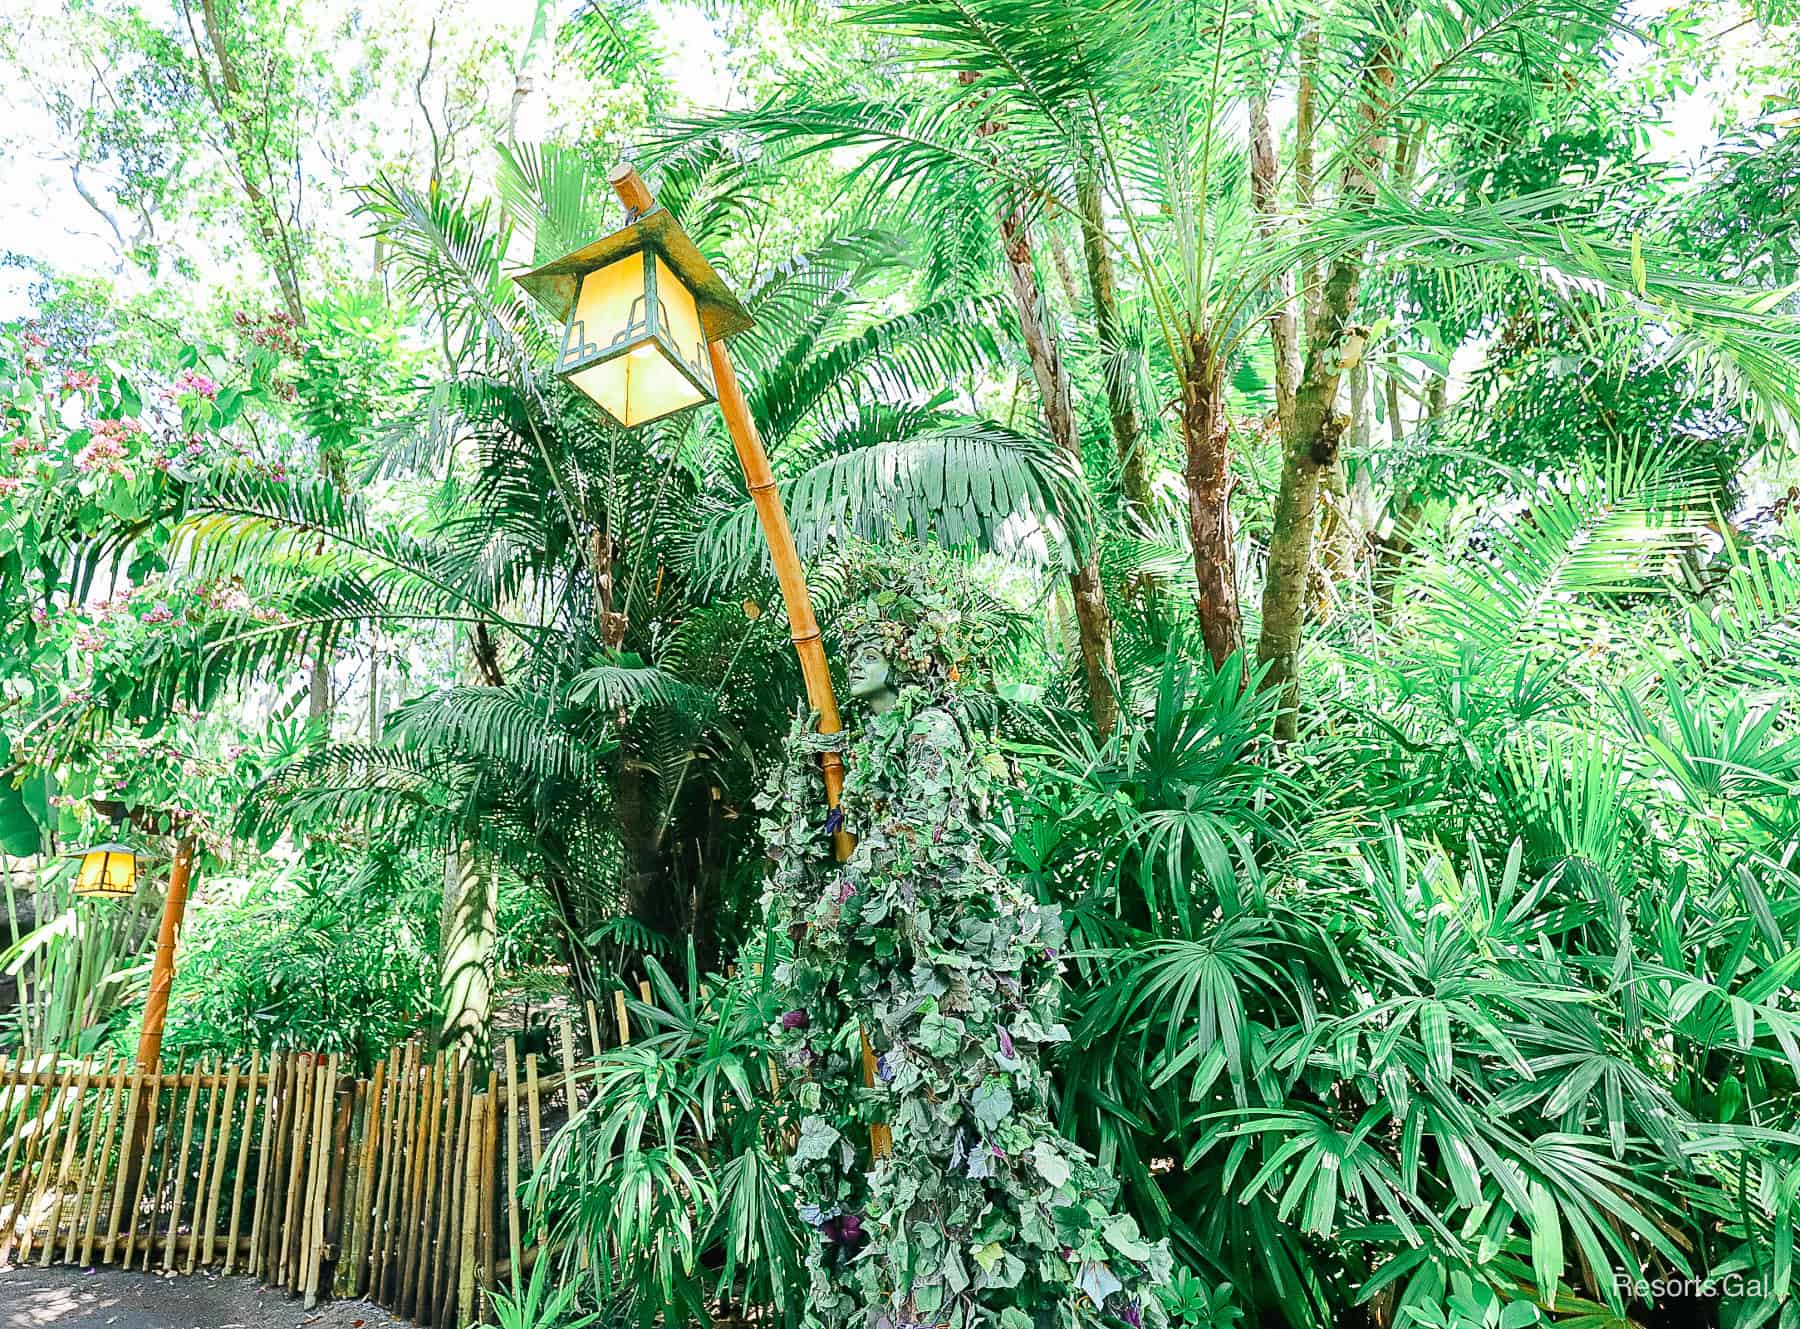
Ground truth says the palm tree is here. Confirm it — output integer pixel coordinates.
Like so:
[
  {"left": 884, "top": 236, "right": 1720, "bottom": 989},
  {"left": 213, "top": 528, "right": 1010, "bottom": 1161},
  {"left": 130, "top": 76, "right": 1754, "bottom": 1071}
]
[{"left": 661, "top": 0, "right": 1800, "bottom": 731}]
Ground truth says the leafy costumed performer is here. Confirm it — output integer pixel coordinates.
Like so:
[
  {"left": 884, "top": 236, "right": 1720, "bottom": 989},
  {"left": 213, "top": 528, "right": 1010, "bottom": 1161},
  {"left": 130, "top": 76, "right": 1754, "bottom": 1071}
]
[{"left": 758, "top": 558, "right": 1169, "bottom": 1329}]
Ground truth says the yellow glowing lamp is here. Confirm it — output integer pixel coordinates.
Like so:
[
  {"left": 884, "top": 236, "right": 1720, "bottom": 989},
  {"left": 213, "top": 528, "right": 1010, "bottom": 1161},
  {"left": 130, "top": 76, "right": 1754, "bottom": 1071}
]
[
  {"left": 69, "top": 840, "right": 137, "bottom": 899},
  {"left": 514, "top": 208, "right": 753, "bottom": 429}
]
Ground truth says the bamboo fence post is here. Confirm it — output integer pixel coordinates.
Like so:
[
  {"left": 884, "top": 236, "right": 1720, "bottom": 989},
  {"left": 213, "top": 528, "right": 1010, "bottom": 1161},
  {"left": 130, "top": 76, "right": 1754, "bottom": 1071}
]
[
  {"left": 247, "top": 1052, "right": 284, "bottom": 1279},
  {"left": 79, "top": 1062, "right": 129, "bottom": 1265},
  {"left": 584, "top": 1001, "right": 603, "bottom": 1059},
  {"left": 430, "top": 1061, "right": 467, "bottom": 1324},
  {"left": 103, "top": 1063, "right": 145, "bottom": 1264},
  {"left": 283, "top": 1054, "right": 320, "bottom": 1289},
  {"left": 557, "top": 1018, "right": 578, "bottom": 1116},
  {"left": 34, "top": 1059, "right": 90, "bottom": 1265},
  {"left": 613, "top": 990, "right": 630, "bottom": 1045},
  {"left": 224, "top": 1050, "right": 261, "bottom": 1276},
  {"left": 320, "top": 1060, "right": 354, "bottom": 1300},
  {"left": 55, "top": 1058, "right": 106, "bottom": 1264},
  {"left": 0, "top": 1056, "right": 46, "bottom": 1249},
  {"left": 186, "top": 1062, "right": 223, "bottom": 1272},
  {"left": 401, "top": 1054, "right": 442, "bottom": 1321},
  {"left": 125, "top": 1053, "right": 178, "bottom": 1270},
  {"left": 456, "top": 1093, "right": 486, "bottom": 1329},
  {"left": 502, "top": 1038, "right": 522, "bottom": 1292},
  {"left": 349, "top": 1057, "right": 387, "bottom": 1294},
  {"left": 13, "top": 1057, "right": 76, "bottom": 1263},
  {"left": 376, "top": 1044, "right": 419, "bottom": 1303},
  {"left": 301, "top": 1055, "right": 337, "bottom": 1306},
  {"left": 481, "top": 1068, "right": 498, "bottom": 1321},
  {"left": 161, "top": 1056, "right": 204, "bottom": 1272},
  {"left": 199, "top": 1061, "right": 238, "bottom": 1268},
  {"left": 523, "top": 1055, "right": 542, "bottom": 1169}
]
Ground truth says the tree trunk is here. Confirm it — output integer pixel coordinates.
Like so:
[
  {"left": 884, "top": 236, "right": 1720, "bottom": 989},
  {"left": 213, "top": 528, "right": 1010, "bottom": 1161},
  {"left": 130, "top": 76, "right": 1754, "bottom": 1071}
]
[
  {"left": 436, "top": 839, "right": 496, "bottom": 1066},
  {"left": 1180, "top": 343, "right": 1243, "bottom": 671},
  {"left": 617, "top": 758, "right": 680, "bottom": 944},
  {"left": 1076, "top": 158, "right": 1152, "bottom": 521},
  {"left": 1256, "top": 6, "right": 1408, "bottom": 739},
  {"left": 999, "top": 209, "right": 1122, "bottom": 736}
]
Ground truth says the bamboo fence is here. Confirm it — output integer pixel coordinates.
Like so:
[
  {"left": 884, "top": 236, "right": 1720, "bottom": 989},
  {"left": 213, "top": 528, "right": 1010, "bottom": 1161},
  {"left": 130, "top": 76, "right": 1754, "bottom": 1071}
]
[{"left": 0, "top": 990, "right": 654, "bottom": 1327}]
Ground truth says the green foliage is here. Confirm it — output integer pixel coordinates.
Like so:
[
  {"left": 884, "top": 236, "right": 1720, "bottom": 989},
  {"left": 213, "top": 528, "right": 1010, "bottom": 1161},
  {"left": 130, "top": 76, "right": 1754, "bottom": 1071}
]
[{"left": 761, "top": 564, "right": 1168, "bottom": 1329}]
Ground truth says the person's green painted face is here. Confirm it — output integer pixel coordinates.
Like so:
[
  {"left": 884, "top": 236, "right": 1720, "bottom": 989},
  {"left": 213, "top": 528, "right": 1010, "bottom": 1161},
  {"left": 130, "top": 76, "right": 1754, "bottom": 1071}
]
[{"left": 846, "top": 643, "right": 897, "bottom": 712}]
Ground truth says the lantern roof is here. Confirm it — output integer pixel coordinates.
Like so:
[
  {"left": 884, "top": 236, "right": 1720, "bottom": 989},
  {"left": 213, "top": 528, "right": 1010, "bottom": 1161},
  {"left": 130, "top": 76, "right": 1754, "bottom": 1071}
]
[
  {"left": 514, "top": 208, "right": 754, "bottom": 342},
  {"left": 65, "top": 840, "right": 134, "bottom": 858}
]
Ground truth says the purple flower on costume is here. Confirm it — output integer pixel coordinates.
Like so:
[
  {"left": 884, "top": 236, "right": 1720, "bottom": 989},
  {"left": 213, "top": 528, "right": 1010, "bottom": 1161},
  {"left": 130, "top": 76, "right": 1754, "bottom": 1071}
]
[{"left": 781, "top": 1009, "right": 810, "bottom": 1030}]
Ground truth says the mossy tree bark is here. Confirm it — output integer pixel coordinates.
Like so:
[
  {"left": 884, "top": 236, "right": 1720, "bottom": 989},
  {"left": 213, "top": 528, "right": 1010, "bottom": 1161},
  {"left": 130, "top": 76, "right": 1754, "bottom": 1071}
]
[{"left": 1256, "top": 6, "right": 1410, "bottom": 739}]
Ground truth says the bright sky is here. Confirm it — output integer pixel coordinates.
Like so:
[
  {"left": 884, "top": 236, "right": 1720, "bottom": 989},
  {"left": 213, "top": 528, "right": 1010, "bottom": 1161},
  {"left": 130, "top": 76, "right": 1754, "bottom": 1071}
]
[{"left": 0, "top": 0, "right": 1765, "bottom": 325}]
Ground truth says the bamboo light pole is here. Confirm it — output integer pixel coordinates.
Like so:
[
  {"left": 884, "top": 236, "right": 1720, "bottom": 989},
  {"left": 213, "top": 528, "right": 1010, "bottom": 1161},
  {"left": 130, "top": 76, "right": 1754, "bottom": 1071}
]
[
  {"left": 605, "top": 165, "right": 886, "bottom": 1155},
  {"left": 136, "top": 834, "right": 197, "bottom": 1072}
]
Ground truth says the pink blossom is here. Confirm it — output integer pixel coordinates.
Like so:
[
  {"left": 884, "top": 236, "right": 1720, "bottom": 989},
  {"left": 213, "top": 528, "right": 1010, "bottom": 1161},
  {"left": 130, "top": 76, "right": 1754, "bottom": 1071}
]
[
  {"left": 0, "top": 476, "right": 21, "bottom": 497},
  {"left": 173, "top": 369, "right": 220, "bottom": 400},
  {"left": 63, "top": 369, "right": 99, "bottom": 392},
  {"left": 22, "top": 330, "right": 45, "bottom": 348},
  {"left": 73, "top": 626, "right": 105, "bottom": 652},
  {"left": 143, "top": 603, "right": 174, "bottom": 625},
  {"left": 74, "top": 435, "right": 128, "bottom": 475}
]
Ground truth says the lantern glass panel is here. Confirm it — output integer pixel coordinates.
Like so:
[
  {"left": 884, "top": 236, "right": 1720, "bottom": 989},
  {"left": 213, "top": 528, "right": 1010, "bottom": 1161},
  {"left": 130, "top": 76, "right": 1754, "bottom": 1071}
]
[
  {"left": 559, "top": 249, "right": 713, "bottom": 428},
  {"left": 75, "top": 845, "right": 136, "bottom": 898}
]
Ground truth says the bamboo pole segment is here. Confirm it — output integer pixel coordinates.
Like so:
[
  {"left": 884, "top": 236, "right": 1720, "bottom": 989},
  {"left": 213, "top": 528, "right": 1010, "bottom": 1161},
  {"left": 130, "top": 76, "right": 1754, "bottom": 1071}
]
[
  {"left": 402, "top": 1054, "right": 443, "bottom": 1320},
  {"left": 18, "top": 1058, "right": 78, "bottom": 1263},
  {"left": 350, "top": 1058, "right": 387, "bottom": 1294},
  {"left": 482, "top": 1068, "right": 498, "bottom": 1321},
  {"left": 557, "top": 1019, "right": 578, "bottom": 1117},
  {"left": 103, "top": 1063, "right": 145, "bottom": 1264},
  {"left": 162, "top": 1056, "right": 205, "bottom": 1272},
  {"left": 584, "top": 1000, "right": 603, "bottom": 1059},
  {"left": 247, "top": 1052, "right": 284, "bottom": 1279},
  {"left": 376, "top": 1044, "right": 418, "bottom": 1302},
  {"left": 321, "top": 1060, "right": 354, "bottom": 1300},
  {"left": 186, "top": 1062, "right": 223, "bottom": 1272},
  {"left": 456, "top": 1093, "right": 486, "bottom": 1329},
  {"left": 117, "top": 1061, "right": 159, "bottom": 1266},
  {"left": 612, "top": 990, "right": 630, "bottom": 1046},
  {"left": 273, "top": 1052, "right": 302, "bottom": 1279},
  {"left": 198, "top": 1061, "right": 238, "bottom": 1268},
  {"left": 297, "top": 1058, "right": 324, "bottom": 1301},
  {"left": 0, "top": 1056, "right": 47, "bottom": 1249},
  {"left": 395, "top": 1053, "right": 429, "bottom": 1313},
  {"left": 430, "top": 1062, "right": 467, "bottom": 1324},
  {"left": 703, "top": 339, "right": 852, "bottom": 857},
  {"left": 301, "top": 1056, "right": 337, "bottom": 1307},
  {"left": 41, "top": 1059, "right": 96, "bottom": 1265},
  {"left": 79, "top": 1062, "right": 128, "bottom": 1265},
  {"left": 502, "top": 1040, "right": 522, "bottom": 1293},
  {"left": 10, "top": 1057, "right": 69, "bottom": 1263},
  {"left": 606, "top": 167, "right": 888, "bottom": 1160},
  {"left": 277, "top": 1054, "right": 312, "bottom": 1289},
  {"left": 367, "top": 1051, "right": 395, "bottom": 1299},
  {"left": 127, "top": 1054, "right": 180, "bottom": 1270},
  {"left": 135, "top": 836, "right": 198, "bottom": 1073},
  {"left": 223, "top": 1050, "right": 260, "bottom": 1276},
  {"left": 523, "top": 1055, "right": 542, "bottom": 1170}
]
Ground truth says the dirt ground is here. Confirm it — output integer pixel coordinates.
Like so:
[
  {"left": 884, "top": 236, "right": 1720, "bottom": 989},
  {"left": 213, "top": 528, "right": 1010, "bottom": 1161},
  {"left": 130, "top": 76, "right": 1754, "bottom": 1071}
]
[{"left": 0, "top": 1262, "right": 400, "bottom": 1329}]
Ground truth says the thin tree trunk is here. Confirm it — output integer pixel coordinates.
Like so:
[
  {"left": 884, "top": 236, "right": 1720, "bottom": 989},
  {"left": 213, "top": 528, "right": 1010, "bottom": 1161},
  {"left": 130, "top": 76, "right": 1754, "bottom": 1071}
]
[
  {"left": 1000, "top": 208, "right": 1122, "bottom": 736},
  {"left": 1181, "top": 341, "right": 1242, "bottom": 670},
  {"left": 1257, "top": 5, "right": 1409, "bottom": 739},
  {"left": 1076, "top": 156, "right": 1152, "bottom": 521},
  {"left": 437, "top": 839, "right": 496, "bottom": 1066}
]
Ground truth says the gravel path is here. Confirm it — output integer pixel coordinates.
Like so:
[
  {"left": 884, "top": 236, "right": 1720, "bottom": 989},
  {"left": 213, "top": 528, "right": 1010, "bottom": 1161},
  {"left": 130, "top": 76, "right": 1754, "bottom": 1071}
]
[{"left": 0, "top": 1263, "right": 400, "bottom": 1329}]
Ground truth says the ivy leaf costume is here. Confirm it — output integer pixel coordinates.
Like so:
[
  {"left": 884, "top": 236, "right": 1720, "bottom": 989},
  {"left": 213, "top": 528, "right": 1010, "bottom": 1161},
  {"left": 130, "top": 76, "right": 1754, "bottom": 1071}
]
[{"left": 759, "top": 581, "right": 1169, "bottom": 1329}]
